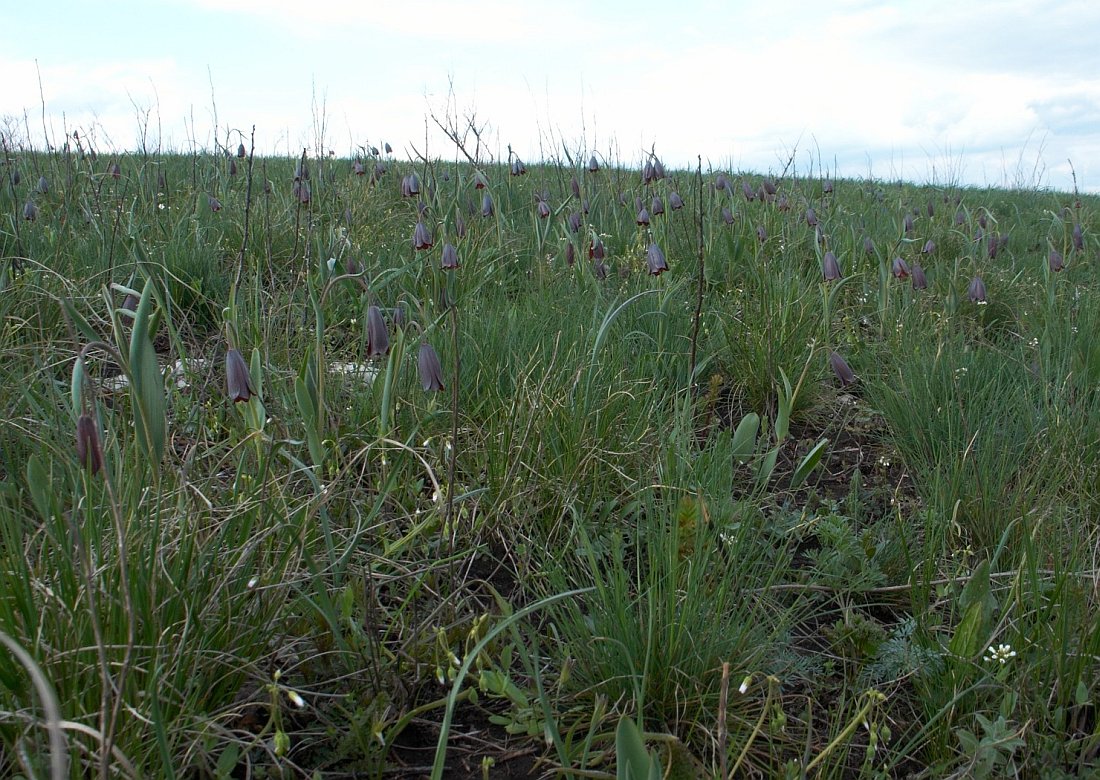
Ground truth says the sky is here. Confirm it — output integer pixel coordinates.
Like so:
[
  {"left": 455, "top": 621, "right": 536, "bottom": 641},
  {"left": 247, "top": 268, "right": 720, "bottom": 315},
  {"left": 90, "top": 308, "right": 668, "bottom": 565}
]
[{"left": 3, "top": 0, "right": 1099, "bottom": 192}]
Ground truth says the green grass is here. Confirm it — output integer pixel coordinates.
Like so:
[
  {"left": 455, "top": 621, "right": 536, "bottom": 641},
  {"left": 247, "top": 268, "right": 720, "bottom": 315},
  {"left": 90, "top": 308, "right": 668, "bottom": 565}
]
[{"left": 1, "top": 141, "right": 1099, "bottom": 778}]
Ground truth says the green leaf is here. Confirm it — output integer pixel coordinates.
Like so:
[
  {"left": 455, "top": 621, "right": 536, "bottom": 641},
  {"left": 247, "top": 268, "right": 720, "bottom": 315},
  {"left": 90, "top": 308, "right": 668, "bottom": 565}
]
[
  {"left": 775, "top": 368, "right": 793, "bottom": 442},
  {"left": 128, "top": 279, "right": 166, "bottom": 471},
  {"left": 730, "top": 413, "right": 759, "bottom": 462},
  {"left": 25, "top": 455, "right": 52, "bottom": 522},
  {"left": 616, "top": 717, "right": 659, "bottom": 780},
  {"left": 790, "top": 438, "right": 828, "bottom": 490},
  {"left": 948, "top": 599, "right": 985, "bottom": 658}
]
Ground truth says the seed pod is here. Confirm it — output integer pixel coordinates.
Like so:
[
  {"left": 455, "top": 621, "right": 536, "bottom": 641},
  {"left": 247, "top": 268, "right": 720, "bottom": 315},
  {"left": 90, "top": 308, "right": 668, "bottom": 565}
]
[
  {"left": 418, "top": 342, "right": 445, "bottom": 391},
  {"left": 76, "top": 413, "right": 104, "bottom": 475},
  {"left": 225, "top": 348, "right": 257, "bottom": 403}
]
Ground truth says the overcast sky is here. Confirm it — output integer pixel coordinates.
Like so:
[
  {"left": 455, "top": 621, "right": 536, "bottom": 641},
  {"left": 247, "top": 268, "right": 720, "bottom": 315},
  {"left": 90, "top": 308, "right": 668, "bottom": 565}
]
[{"left": 4, "top": 0, "right": 1099, "bottom": 191}]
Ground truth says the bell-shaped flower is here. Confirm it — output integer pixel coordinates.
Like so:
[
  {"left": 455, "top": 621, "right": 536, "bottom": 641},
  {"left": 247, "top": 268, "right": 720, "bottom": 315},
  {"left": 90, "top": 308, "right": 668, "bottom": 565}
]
[
  {"left": 207, "top": 195, "right": 222, "bottom": 212},
  {"left": 911, "top": 262, "right": 928, "bottom": 290},
  {"left": 892, "top": 256, "right": 911, "bottom": 279},
  {"left": 481, "top": 193, "right": 494, "bottom": 217},
  {"left": 226, "top": 348, "right": 257, "bottom": 403},
  {"left": 366, "top": 305, "right": 390, "bottom": 358},
  {"left": 756, "top": 224, "right": 767, "bottom": 243},
  {"left": 588, "top": 155, "right": 600, "bottom": 173},
  {"left": 669, "top": 192, "right": 684, "bottom": 210},
  {"left": 229, "top": 160, "right": 238, "bottom": 176},
  {"left": 511, "top": 158, "right": 527, "bottom": 176},
  {"left": 237, "top": 143, "right": 247, "bottom": 159},
  {"left": 1073, "top": 223, "right": 1084, "bottom": 251},
  {"left": 22, "top": 201, "right": 37, "bottom": 221},
  {"left": 455, "top": 212, "right": 467, "bottom": 239},
  {"left": 353, "top": 161, "right": 365, "bottom": 175},
  {"left": 413, "top": 221, "right": 433, "bottom": 251},
  {"left": 863, "top": 236, "right": 875, "bottom": 254},
  {"left": 968, "top": 275, "right": 987, "bottom": 303},
  {"left": 741, "top": 181, "right": 755, "bottom": 201},
  {"left": 722, "top": 207, "right": 735, "bottom": 225},
  {"left": 37, "top": 176, "right": 48, "bottom": 194},
  {"left": 715, "top": 173, "right": 731, "bottom": 192},
  {"left": 589, "top": 237, "right": 606, "bottom": 260},
  {"left": 822, "top": 180, "right": 834, "bottom": 194},
  {"left": 441, "top": 242, "right": 460, "bottom": 270},
  {"left": 636, "top": 208, "right": 650, "bottom": 226},
  {"left": 646, "top": 242, "right": 668, "bottom": 276},
  {"left": 829, "top": 351, "right": 856, "bottom": 386},
  {"left": 805, "top": 207, "right": 818, "bottom": 227},
  {"left": 822, "top": 251, "right": 842, "bottom": 281},
  {"left": 1049, "top": 249, "right": 1064, "bottom": 272},
  {"left": 537, "top": 200, "right": 551, "bottom": 219},
  {"left": 903, "top": 213, "right": 914, "bottom": 235},
  {"left": 651, "top": 196, "right": 664, "bottom": 216},
  {"left": 566, "top": 242, "right": 576, "bottom": 266},
  {"left": 571, "top": 175, "right": 581, "bottom": 199},
  {"left": 418, "top": 342, "right": 445, "bottom": 391},
  {"left": 567, "top": 212, "right": 582, "bottom": 233},
  {"left": 921, "top": 239, "right": 935, "bottom": 254}
]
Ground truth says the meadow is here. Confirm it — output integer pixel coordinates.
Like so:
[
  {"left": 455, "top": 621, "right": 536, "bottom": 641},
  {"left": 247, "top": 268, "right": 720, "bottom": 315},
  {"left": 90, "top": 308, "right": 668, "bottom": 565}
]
[{"left": 0, "top": 129, "right": 1098, "bottom": 779}]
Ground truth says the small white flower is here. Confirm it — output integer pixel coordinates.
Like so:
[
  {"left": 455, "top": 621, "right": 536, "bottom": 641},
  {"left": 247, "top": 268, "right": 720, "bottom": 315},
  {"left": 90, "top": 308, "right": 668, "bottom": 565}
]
[
  {"left": 247, "top": 576, "right": 259, "bottom": 590},
  {"left": 287, "top": 690, "right": 306, "bottom": 709},
  {"left": 984, "top": 643, "right": 1017, "bottom": 664},
  {"left": 738, "top": 675, "right": 751, "bottom": 695}
]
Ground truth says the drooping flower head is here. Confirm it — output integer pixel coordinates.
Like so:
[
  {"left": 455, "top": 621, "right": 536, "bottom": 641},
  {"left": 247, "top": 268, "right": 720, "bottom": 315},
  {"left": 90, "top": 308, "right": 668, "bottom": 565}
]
[
  {"left": 226, "top": 348, "right": 256, "bottom": 403},
  {"left": 366, "top": 305, "right": 390, "bottom": 358},
  {"left": 418, "top": 342, "right": 445, "bottom": 391},
  {"left": 646, "top": 242, "right": 669, "bottom": 276}
]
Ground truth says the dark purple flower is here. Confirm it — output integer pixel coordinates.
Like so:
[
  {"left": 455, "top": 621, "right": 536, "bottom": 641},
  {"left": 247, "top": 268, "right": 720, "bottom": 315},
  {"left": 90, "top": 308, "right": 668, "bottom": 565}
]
[
  {"left": 582, "top": 198, "right": 591, "bottom": 215},
  {"left": 22, "top": 201, "right": 37, "bottom": 221},
  {"left": 228, "top": 160, "right": 237, "bottom": 176},
  {"left": 822, "top": 251, "right": 842, "bottom": 281},
  {"left": 978, "top": 211, "right": 988, "bottom": 229},
  {"left": 588, "top": 155, "right": 600, "bottom": 173},
  {"left": 669, "top": 192, "right": 684, "bottom": 210},
  {"left": 473, "top": 171, "right": 488, "bottom": 189},
  {"left": 829, "top": 351, "right": 856, "bottom": 386},
  {"left": 384, "top": 142, "right": 393, "bottom": 154},
  {"left": 763, "top": 179, "right": 777, "bottom": 196},
  {"left": 911, "top": 262, "right": 928, "bottom": 290},
  {"left": 987, "top": 234, "right": 999, "bottom": 259},
  {"left": 921, "top": 240, "right": 935, "bottom": 254},
  {"left": 353, "top": 161, "right": 365, "bottom": 176},
  {"left": 892, "top": 256, "right": 911, "bottom": 279},
  {"left": 903, "top": 213, "right": 914, "bottom": 236},
  {"left": 366, "top": 305, "right": 390, "bottom": 358},
  {"left": 651, "top": 196, "right": 664, "bottom": 216},
  {"left": 401, "top": 173, "right": 420, "bottom": 198},
  {"left": 455, "top": 212, "right": 466, "bottom": 239},
  {"left": 567, "top": 212, "right": 582, "bottom": 233},
  {"left": 646, "top": 242, "right": 668, "bottom": 276},
  {"left": 296, "top": 180, "right": 311, "bottom": 204},
  {"left": 441, "top": 242, "right": 459, "bottom": 270},
  {"left": 226, "top": 348, "right": 256, "bottom": 403},
  {"left": 589, "top": 237, "right": 605, "bottom": 260},
  {"left": 636, "top": 208, "right": 650, "bottom": 226},
  {"left": 537, "top": 199, "right": 551, "bottom": 219},
  {"left": 208, "top": 195, "right": 222, "bottom": 212},
  {"left": 955, "top": 209, "right": 966, "bottom": 226},
  {"left": 805, "top": 207, "right": 818, "bottom": 228},
  {"left": 481, "top": 193, "right": 494, "bottom": 217},
  {"left": 418, "top": 342, "right": 445, "bottom": 391},
  {"left": 968, "top": 275, "right": 987, "bottom": 303},
  {"left": 237, "top": 143, "right": 246, "bottom": 159},
  {"left": 756, "top": 224, "right": 767, "bottom": 243},
  {"left": 37, "top": 176, "right": 48, "bottom": 194},
  {"left": 822, "top": 180, "right": 834, "bottom": 195},
  {"left": 722, "top": 207, "right": 735, "bottom": 225},
  {"left": 642, "top": 161, "right": 656, "bottom": 185},
  {"left": 76, "top": 413, "right": 104, "bottom": 475},
  {"left": 566, "top": 241, "right": 576, "bottom": 266},
  {"left": 1073, "top": 223, "right": 1084, "bottom": 251},
  {"left": 926, "top": 200, "right": 935, "bottom": 218},
  {"left": 511, "top": 158, "right": 527, "bottom": 176},
  {"left": 863, "top": 236, "right": 875, "bottom": 254},
  {"left": 741, "top": 181, "right": 755, "bottom": 201},
  {"left": 715, "top": 173, "right": 731, "bottom": 192},
  {"left": 571, "top": 175, "right": 581, "bottom": 199},
  {"left": 1049, "top": 249, "right": 1064, "bottom": 272},
  {"left": 413, "top": 221, "right": 433, "bottom": 251},
  {"left": 777, "top": 195, "right": 791, "bottom": 211}
]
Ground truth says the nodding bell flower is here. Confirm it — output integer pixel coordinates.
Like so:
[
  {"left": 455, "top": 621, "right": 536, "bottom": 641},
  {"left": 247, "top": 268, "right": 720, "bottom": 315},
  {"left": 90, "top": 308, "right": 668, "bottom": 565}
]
[
  {"left": 22, "top": 201, "right": 37, "bottom": 221},
  {"left": 589, "top": 237, "right": 606, "bottom": 261},
  {"left": 588, "top": 155, "right": 600, "bottom": 173},
  {"left": 537, "top": 200, "right": 551, "bottom": 219},
  {"left": 987, "top": 234, "right": 1000, "bottom": 259},
  {"left": 294, "top": 180, "right": 311, "bottom": 204},
  {"left": 636, "top": 208, "right": 650, "bottom": 226},
  {"left": 1073, "top": 223, "right": 1084, "bottom": 251},
  {"left": 646, "top": 242, "right": 668, "bottom": 276},
  {"left": 651, "top": 196, "right": 664, "bottom": 216},
  {"left": 635, "top": 196, "right": 644, "bottom": 212},
  {"left": 225, "top": 348, "right": 256, "bottom": 403},
  {"left": 741, "top": 181, "right": 755, "bottom": 201},
  {"left": 777, "top": 195, "right": 791, "bottom": 211},
  {"left": 756, "top": 224, "right": 767, "bottom": 243},
  {"left": 11, "top": 168, "right": 21, "bottom": 186},
  {"left": 822, "top": 251, "right": 842, "bottom": 281},
  {"left": 567, "top": 212, "right": 582, "bottom": 233},
  {"left": 110, "top": 162, "right": 121, "bottom": 179},
  {"left": 669, "top": 191, "right": 684, "bottom": 210},
  {"left": 892, "top": 256, "right": 911, "bottom": 279},
  {"left": 371, "top": 162, "right": 386, "bottom": 182},
  {"left": 393, "top": 302, "right": 407, "bottom": 330},
  {"left": 510, "top": 158, "right": 527, "bottom": 176},
  {"left": 237, "top": 143, "right": 247, "bottom": 159},
  {"left": 903, "top": 213, "right": 914, "bottom": 235},
  {"left": 418, "top": 342, "right": 445, "bottom": 391},
  {"left": 582, "top": 198, "right": 591, "bottom": 215},
  {"left": 473, "top": 171, "right": 488, "bottom": 189},
  {"left": 384, "top": 142, "right": 393, "bottom": 154},
  {"left": 353, "top": 161, "right": 365, "bottom": 175},
  {"left": 413, "top": 221, "right": 433, "bottom": 251},
  {"left": 642, "top": 161, "right": 656, "bottom": 185},
  {"left": 722, "top": 207, "right": 735, "bottom": 225},
  {"left": 565, "top": 241, "right": 576, "bottom": 266},
  {"left": 863, "top": 236, "right": 875, "bottom": 254},
  {"left": 968, "top": 275, "right": 987, "bottom": 303},
  {"left": 455, "top": 212, "right": 467, "bottom": 239},
  {"left": 481, "top": 193, "right": 494, "bottom": 217},
  {"left": 715, "top": 173, "right": 731, "bottom": 192},
  {"left": 401, "top": 173, "right": 420, "bottom": 198},
  {"left": 37, "top": 176, "right": 48, "bottom": 194},
  {"left": 229, "top": 160, "right": 237, "bottom": 176},
  {"left": 1049, "top": 249, "right": 1065, "bottom": 272},
  {"left": 366, "top": 305, "right": 389, "bottom": 358},
  {"left": 593, "top": 259, "right": 609, "bottom": 280},
  {"left": 978, "top": 211, "right": 988, "bottom": 229},
  {"left": 911, "top": 261, "right": 928, "bottom": 290},
  {"left": 829, "top": 351, "right": 856, "bottom": 387},
  {"left": 653, "top": 159, "right": 666, "bottom": 179},
  {"left": 763, "top": 179, "right": 777, "bottom": 196},
  {"left": 927, "top": 200, "right": 935, "bottom": 218},
  {"left": 805, "top": 207, "right": 818, "bottom": 227},
  {"left": 955, "top": 209, "right": 966, "bottom": 226},
  {"left": 921, "top": 239, "right": 935, "bottom": 254},
  {"left": 571, "top": 175, "right": 581, "bottom": 199},
  {"left": 822, "top": 180, "right": 834, "bottom": 195},
  {"left": 441, "top": 242, "right": 459, "bottom": 270},
  {"left": 76, "top": 413, "right": 104, "bottom": 475},
  {"left": 208, "top": 195, "right": 222, "bottom": 212}
]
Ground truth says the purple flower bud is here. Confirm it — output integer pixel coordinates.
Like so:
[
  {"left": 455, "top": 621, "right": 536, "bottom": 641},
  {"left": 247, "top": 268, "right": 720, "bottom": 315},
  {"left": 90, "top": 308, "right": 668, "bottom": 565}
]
[
  {"left": 418, "top": 342, "right": 445, "bottom": 391},
  {"left": 642, "top": 161, "right": 656, "bottom": 185},
  {"left": 863, "top": 236, "right": 875, "bottom": 254},
  {"left": 926, "top": 200, "right": 935, "bottom": 218},
  {"left": 978, "top": 211, "right": 988, "bottom": 229},
  {"left": 37, "top": 176, "right": 48, "bottom": 194},
  {"left": 76, "top": 413, "right": 104, "bottom": 475},
  {"left": 903, "top": 213, "right": 914, "bottom": 236},
  {"left": 589, "top": 238, "right": 605, "bottom": 260},
  {"left": 228, "top": 160, "right": 237, "bottom": 176},
  {"left": 366, "top": 305, "right": 389, "bottom": 358},
  {"left": 384, "top": 142, "right": 392, "bottom": 154},
  {"left": 571, "top": 175, "right": 581, "bottom": 200},
  {"left": 653, "top": 159, "right": 666, "bottom": 179},
  {"left": 566, "top": 241, "right": 576, "bottom": 266},
  {"left": 511, "top": 158, "right": 526, "bottom": 176},
  {"left": 715, "top": 173, "right": 730, "bottom": 192},
  {"left": 455, "top": 212, "right": 466, "bottom": 239},
  {"left": 955, "top": 209, "right": 965, "bottom": 226},
  {"left": 237, "top": 143, "right": 246, "bottom": 159},
  {"left": 756, "top": 224, "right": 767, "bottom": 243},
  {"left": 763, "top": 179, "right": 777, "bottom": 196},
  {"left": 225, "top": 348, "right": 256, "bottom": 403}
]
